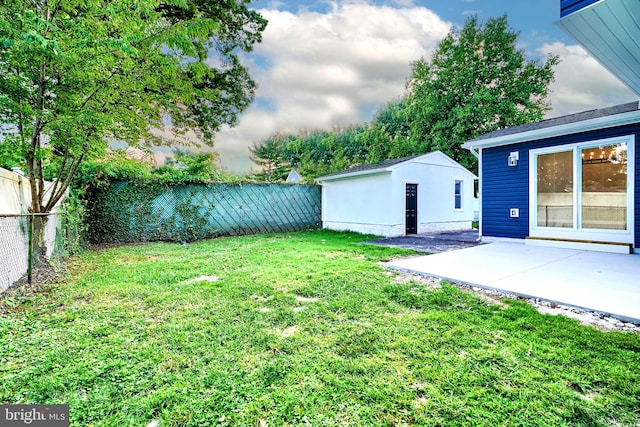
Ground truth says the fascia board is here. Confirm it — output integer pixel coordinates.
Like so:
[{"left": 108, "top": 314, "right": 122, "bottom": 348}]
[
  {"left": 315, "top": 169, "right": 392, "bottom": 183},
  {"left": 462, "top": 110, "right": 640, "bottom": 150}
]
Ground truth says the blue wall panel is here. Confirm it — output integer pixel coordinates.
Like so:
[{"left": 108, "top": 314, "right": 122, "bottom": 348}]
[
  {"left": 482, "top": 145, "right": 529, "bottom": 238},
  {"left": 481, "top": 123, "right": 640, "bottom": 248},
  {"left": 560, "top": 0, "right": 601, "bottom": 17}
]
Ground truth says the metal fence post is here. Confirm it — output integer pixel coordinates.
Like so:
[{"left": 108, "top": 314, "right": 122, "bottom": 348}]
[{"left": 27, "top": 214, "right": 34, "bottom": 284}]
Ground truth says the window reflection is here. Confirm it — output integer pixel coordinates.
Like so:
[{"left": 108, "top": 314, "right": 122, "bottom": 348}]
[
  {"left": 581, "top": 143, "right": 627, "bottom": 230},
  {"left": 537, "top": 150, "right": 573, "bottom": 228}
]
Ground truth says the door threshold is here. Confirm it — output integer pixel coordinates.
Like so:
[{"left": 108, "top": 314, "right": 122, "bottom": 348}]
[{"left": 526, "top": 237, "right": 633, "bottom": 254}]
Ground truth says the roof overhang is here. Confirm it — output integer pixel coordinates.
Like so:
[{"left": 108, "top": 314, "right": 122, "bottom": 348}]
[
  {"left": 316, "top": 151, "right": 476, "bottom": 182},
  {"left": 556, "top": 0, "right": 640, "bottom": 97},
  {"left": 462, "top": 108, "right": 640, "bottom": 150},
  {"left": 315, "top": 169, "right": 391, "bottom": 183}
]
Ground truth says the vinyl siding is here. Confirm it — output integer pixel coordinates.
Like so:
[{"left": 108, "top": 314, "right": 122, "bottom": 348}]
[
  {"left": 560, "top": 0, "right": 601, "bottom": 17},
  {"left": 482, "top": 146, "right": 529, "bottom": 238},
  {"left": 481, "top": 123, "right": 640, "bottom": 247}
]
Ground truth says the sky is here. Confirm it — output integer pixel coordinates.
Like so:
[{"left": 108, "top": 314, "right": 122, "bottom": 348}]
[{"left": 199, "top": 0, "right": 638, "bottom": 173}]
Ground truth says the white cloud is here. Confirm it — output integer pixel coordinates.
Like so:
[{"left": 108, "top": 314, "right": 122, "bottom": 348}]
[
  {"left": 213, "top": 2, "right": 452, "bottom": 173},
  {"left": 541, "top": 42, "right": 636, "bottom": 117},
  {"left": 212, "top": 6, "right": 638, "bottom": 174}
]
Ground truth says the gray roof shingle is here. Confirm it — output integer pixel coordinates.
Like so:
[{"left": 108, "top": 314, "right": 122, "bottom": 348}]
[
  {"left": 467, "top": 101, "right": 640, "bottom": 143},
  {"left": 318, "top": 155, "right": 420, "bottom": 179}
]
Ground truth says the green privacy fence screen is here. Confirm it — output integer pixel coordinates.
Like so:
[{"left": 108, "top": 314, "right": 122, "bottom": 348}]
[{"left": 87, "top": 181, "right": 322, "bottom": 243}]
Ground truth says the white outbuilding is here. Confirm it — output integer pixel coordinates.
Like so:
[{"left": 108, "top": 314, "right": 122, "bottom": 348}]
[{"left": 316, "top": 151, "right": 477, "bottom": 237}]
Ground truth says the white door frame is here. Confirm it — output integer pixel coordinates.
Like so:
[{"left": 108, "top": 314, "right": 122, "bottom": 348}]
[{"left": 528, "top": 134, "right": 635, "bottom": 244}]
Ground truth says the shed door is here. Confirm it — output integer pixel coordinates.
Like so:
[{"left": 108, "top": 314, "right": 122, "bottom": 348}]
[{"left": 405, "top": 184, "right": 418, "bottom": 235}]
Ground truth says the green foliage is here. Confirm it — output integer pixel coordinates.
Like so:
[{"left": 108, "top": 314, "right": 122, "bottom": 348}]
[
  {"left": 0, "top": 0, "right": 267, "bottom": 214},
  {"left": 72, "top": 149, "right": 242, "bottom": 244},
  {"left": 58, "top": 190, "right": 89, "bottom": 255},
  {"left": 250, "top": 126, "right": 375, "bottom": 181},
  {"left": 73, "top": 151, "right": 154, "bottom": 194},
  {"left": 87, "top": 180, "right": 218, "bottom": 243},
  {"left": 406, "top": 15, "right": 559, "bottom": 173},
  {"left": 157, "top": 148, "right": 226, "bottom": 182},
  {"left": 86, "top": 181, "right": 321, "bottom": 243},
  {"left": 248, "top": 133, "right": 291, "bottom": 181},
  {"left": 250, "top": 15, "right": 559, "bottom": 180},
  {"left": 0, "top": 138, "right": 23, "bottom": 171},
  {"left": 1, "top": 231, "right": 639, "bottom": 425}
]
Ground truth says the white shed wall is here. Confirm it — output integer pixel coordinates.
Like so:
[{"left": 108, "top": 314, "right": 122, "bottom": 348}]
[
  {"left": 319, "top": 152, "right": 476, "bottom": 237},
  {"left": 390, "top": 159, "right": 475, "bottom": 233},
  {"left": 321, "top": 172, "right": 396, "bottom": 235}
]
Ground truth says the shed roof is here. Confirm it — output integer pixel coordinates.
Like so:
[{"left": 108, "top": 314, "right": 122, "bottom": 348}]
[
  {"left": 462, "top": 101, "right": 640, "bottom": 150},
  {"left": 316, "top": 151, "right": 476, "bottom": 182},
  {"left": 317, "top": 155, "right": 420, "bottom": 180}
]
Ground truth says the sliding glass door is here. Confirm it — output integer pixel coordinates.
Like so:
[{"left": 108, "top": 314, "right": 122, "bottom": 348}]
[
  {"left": 531, "top": 136, "right": 633, "bottom": 243},
  {"left": 537, "top": 150, "right": 573, "bottom": 228},
  {"left": 580, "top": 143, "right": 627, "bottom": 230}
]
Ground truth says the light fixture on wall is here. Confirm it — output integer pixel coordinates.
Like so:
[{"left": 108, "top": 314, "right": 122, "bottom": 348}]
[{"left": 508, "top": 151, "right": 519, "bottom": 167}]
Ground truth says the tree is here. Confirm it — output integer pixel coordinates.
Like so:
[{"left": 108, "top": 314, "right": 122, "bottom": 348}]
[
  {"left": 0, "top": 0, "right": 267, "bottom": 215},
  {"left": 159, "top": 148, "right": 222, "bottom": 182},
  {"left": 406, "top": 15, "right": 559, "bottom": 172},
  {"left": 249, "top": 132, "right": 290, "bottom": 181},
  {"left": 373, "top": 100, "right": 411, "bottom": 143},
  {"left": 367, "top": 100, "right": 414, "bottom": 161}
]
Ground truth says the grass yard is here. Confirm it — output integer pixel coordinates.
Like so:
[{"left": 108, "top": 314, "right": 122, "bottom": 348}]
[{"left": 1, "top": 230, "right": 639, "bottom": 426}]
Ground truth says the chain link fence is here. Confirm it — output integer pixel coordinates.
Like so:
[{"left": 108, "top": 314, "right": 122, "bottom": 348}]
[
  {"left": 88, "top": 181, "right": 322, "bottom": 244},
  {"left": 0, "top": 213, "right": 71, "bottom": 292}
]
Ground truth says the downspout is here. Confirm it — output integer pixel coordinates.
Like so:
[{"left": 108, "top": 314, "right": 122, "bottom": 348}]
[{"left": 468, "top": 146, "right": 482, "bottom": 242}]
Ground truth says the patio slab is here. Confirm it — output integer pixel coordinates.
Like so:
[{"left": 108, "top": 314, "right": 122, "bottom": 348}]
[{"left": 386, "top": 242, "right": 640, "bottom": 324}]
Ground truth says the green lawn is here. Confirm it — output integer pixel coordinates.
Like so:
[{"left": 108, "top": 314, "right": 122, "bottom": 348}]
[{"left": 1, "top": 230, "right": 639, "bottom": 426}]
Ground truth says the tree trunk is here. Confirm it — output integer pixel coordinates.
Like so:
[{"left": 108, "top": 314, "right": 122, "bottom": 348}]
[{"left": 30, "top": 215, "right": 50, "bottom": 273}]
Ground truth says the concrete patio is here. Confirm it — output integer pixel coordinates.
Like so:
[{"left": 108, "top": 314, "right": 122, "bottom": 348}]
[{"left": 387, "top": 241, "right": 640, "bottom": 324}]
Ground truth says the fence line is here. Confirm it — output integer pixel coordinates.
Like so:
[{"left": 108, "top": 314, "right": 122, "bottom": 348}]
[
  {"left": 1, "top": 167, "right": 75, "bottom": 292},
  {"left": 0, "top": 212, "right": 68, "bottom": 292},
  {"left": 87, "top": 181, "right": 322, "bottom": 244}
]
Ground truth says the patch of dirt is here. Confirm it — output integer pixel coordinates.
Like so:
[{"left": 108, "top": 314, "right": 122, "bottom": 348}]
[
  {"left": 280, "top": 325, "right": 298, "bottom": 337},
  {"left": 0, "top": 264, "right": 62, "bottom": 313},
  {"left": 185, "top": 275, "right": 219, "bottom": 283},
  {"left": 295, "top": 295, "right": 319, "bottom": 303},
  {"left": 397, "top": 271, "right": 640, "bottom": 332},
  {"left": 390, "top": 271, "right": 442, "bottom": 290}
]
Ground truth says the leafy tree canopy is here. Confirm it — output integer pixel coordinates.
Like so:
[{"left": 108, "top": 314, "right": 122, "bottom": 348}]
[
  {"left": 406, "top": 15, "right": 559, "bottom": 172},
  {"left": 0, "top": 0, "right": 267, "bottom": 213},
  {"left": 248, "top": 15, "right": 558, "bottom": 181},
  {"left": 248, "top": 132, "right": 291, "bottom": 182},
  {"left": 157, "top": 148, "right": 223, "bottom": 182}
]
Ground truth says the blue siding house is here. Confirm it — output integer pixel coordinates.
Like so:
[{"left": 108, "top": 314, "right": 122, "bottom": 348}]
[
  {"left": 560, "top": 0, "right": 601, "bottom": 17},
  {"left": 462, "top": 0, "right": 640, "bottom": 254},
  {"left": 463, "top": 102, "right": 640, "bottom": 253}
]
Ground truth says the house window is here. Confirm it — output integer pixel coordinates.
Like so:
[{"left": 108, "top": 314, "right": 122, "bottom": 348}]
[
  {"left": 537, "top": 150, "right": 574, "bottom": 227},
  {"left": 580, "top": 144, "right": 627, "bottom": 230},
  {"left": 531, "top": 135, "right": 633, "bottom": 243},
  {"left": 454, "top": 180, "right": 462, "bottom": 209}
]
